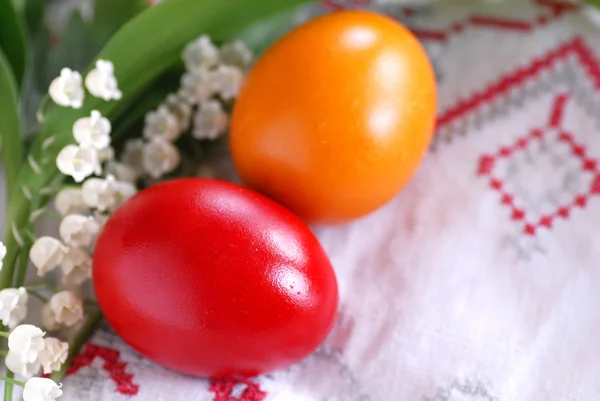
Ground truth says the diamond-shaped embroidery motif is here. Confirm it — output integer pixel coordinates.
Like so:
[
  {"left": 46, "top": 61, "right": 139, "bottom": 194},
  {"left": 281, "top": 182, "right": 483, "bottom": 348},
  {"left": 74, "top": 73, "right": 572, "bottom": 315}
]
[{"left": 478, "top": 94, "right": 600, "bottom": 236}]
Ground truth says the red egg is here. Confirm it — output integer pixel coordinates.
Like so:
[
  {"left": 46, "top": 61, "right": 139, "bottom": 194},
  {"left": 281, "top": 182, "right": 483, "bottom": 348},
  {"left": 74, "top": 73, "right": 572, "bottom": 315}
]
[{"left": 92, "top": 178, "right": 338, "bottom": 378}]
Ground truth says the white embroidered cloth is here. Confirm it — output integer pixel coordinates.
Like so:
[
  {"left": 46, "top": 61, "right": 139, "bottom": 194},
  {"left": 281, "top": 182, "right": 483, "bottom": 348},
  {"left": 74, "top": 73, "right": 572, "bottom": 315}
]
[{"left": 5, "top": 0, "right": 600, "bottom": 400}]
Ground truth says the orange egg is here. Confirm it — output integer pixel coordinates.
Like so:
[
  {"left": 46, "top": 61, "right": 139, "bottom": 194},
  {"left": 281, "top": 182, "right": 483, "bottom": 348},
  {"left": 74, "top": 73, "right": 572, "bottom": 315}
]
[{"left": 230, "top": 10, "right": 437, "bottom": 224}]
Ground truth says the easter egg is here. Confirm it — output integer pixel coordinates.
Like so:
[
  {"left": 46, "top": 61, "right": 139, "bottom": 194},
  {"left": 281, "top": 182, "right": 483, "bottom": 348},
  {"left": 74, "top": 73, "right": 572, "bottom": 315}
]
[
  {"left": 230, "top": 10, "right": 437, "bottom": 224},
  {"left": 92, "top": 178, "right": 338, "bottom": 378}
]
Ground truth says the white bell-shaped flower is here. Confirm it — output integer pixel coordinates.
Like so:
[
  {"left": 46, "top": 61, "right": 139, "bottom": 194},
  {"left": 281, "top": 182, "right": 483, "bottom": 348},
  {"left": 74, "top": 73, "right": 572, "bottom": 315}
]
[
  {"left": 114, "top": 181, "right": 137, "bottom": 209},
  {"left": 60, "top": 247, "right": 92, "bottom": 286},
  {"left": 30, "top": 237, "right": 68, "bottom": 276},
  {"left": 58, "top": 214, "right": 99, "bottom": 248},
  {"left": 5, "top": 351, "right": 41, "bottom": 378},
  {"left": 0, "top": 240, "right": 6, "bottom": 271},
  {"left": 179, "top": 70, "right": 214, "bottom": 105},
  {"left": 54, "top": 188, "right": 87, "bottom": 217},
  {"left": 56, "top": 144, "right": 101, "bottom": 183},
  {"left": 208, "top": 64, "right": 244, "bottom": 100},
  {"left": 0, "top": 287, "right": 28, "bottom": 329},
  {"left": 22, "top": 377, "right": 63, "bottom": 401},
  {"left": 182, "top": 35, "right": 220, "bottom": 72},
  {"left": 8, "top": 325, "right": 45, "bottom": 363},
  {"left": 81, "top": 175, "right": 119, "bottom": 211},
  {"left": 141, "top": 137, "right": 181, "bottom": 179},
  {"left": 166, "top": 93, "right": 192, "bottom": 132},
  {"left": 85, "top": 59, "right": 122, "bottom": 101},
  {"left": 144, "top": 106, "right": 181, "bottom": 142},
  {"left": 97, "top": 146, "right": 115, "bottom": 164},
  {"left": 220, "top": 40, "right": 253, "bottom": 68},
  {"left": 49, "top": 68, "right": 85, "bottom": 108},
  {"left": 193, "top": 100, "right": 228, "bottom": 140},
  {"left": 105, "top": 161, "right": 140, "bottom": 184},
  {"left": 120, "top": 139, "right": 145, "bottom": 176},
  {"left": 73, "top": 110, "right": 111, "bottom": 150},
  {"left": 38, "top": 337, "right": 69, "bottom": 374},
  {"left": 42, "top": 291, "right": 84, "bottom": 330}
]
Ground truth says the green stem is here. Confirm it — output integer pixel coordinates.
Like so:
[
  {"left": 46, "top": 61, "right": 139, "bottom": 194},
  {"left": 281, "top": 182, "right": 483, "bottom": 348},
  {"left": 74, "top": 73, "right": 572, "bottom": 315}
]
[
  {"left": 26, "top": 289, "right": 48, "bottom": 303},
  {"left": 0, "top": 374, "right": 24, "bottom": 387},
  {"left": 2, "top": 370, "right": 24, "bottom": 401},
  {"left": 0, "top": 333, "right": 8, "bottom": 338},
  {"left": 25, "top": 281, "right": 58, "bottom": 293},
  {"left": 29, "top": 208, "right": 62, "bottom": 223},
  {"left": 14, "top": 238, "right": 32, "bottom": 288},
  {"left": 50, "top": 309, "right": 103, "bottom": 383},
  {"left": 0, "top": 199, "right": 29, "bottom": 290}
]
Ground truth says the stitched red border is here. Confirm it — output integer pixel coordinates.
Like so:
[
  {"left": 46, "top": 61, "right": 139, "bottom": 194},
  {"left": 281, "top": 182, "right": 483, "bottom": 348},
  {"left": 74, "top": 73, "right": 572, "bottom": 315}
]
[
  {"left": 436, "top": 36, "right": 600, "bottom": 130},
  {"left": 323, "top": 0, "right": 579, "bottom": 43}
]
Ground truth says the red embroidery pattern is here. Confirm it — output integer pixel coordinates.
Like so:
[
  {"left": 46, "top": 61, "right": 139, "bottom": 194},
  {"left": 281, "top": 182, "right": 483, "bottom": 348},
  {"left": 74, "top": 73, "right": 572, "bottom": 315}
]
[
  {"left": 436, "top": 36, "right": 600, "bottom": 131},
  {"left": 68, "top": 344, "right": 140, "bottom": 396},
  {"left": 209, "top": 378, "right": 267, "bottom": 401},
  {"left": 477, "top": 93, "right": 600, "bottom": 236},
  {"left": 323, "top": 0, "right": 578, "bottom": 45},
  {"left": 322, "top": 0, "right": 373, "bottom": 10},
  {"left": 400, "top": 0, "right": 578, "bottom": 42}
]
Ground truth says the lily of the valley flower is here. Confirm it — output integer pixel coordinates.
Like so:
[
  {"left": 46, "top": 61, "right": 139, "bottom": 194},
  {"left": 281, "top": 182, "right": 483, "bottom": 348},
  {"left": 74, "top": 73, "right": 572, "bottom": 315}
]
[
  {"left": 60, "top": 248, "right": 92, "bottom": 286},
  {"left": 97, "top": 146, "right": 115, "bottom": 163},
  {"left": 166, "top": 93, "right": 192, "bottom": 132},
  {"left": 0, "top": 287, "right": 28, "bottom": 328},
  {"left": 219, "top": 40, "right": 253, "bottom": 68},
  {"left": 5, "top": 351, "right": 41, "bottom": 378},
  {"left": 81, "top": 175, "right": 118, "bottom": 211},
  {"left": 42, "top": 291, "right": 84, "bottom": 330},
  {"left": 30, "top": 237, "right": 68, "bottom": 276},
  {"left": 73, "top": 110, "right": 112, "bottom": 150},
  {"left": 141, "top": 137, "right": 181, "bottom": 179},
  {"left": 58, "top": 214, "right": 100, "bottom": 248},
  {"left": 56, "top": 144, "right": 101, "bottom": 183},
  {"left": 179, "top": 70, "right": 214, "bottom": 105},
  {"left": 82, "top": 175, "right": 135, "bottom": 211},
  {"left": 105, "top": 161, "right": 140, "bottom": 184},
  {"left": 120, "top": 139, "right": 145, "bottom": 175},
  {"left": 193, "top": 100, "right": 228, "bottom": 140},
  {"left": 182, "top": 35, "right": 220, "bottom": 72},
  {"left": 144, "top": 106, "right": 181, "bottom": 142},
  {"left": 49, "top": 68, "right": 84, "bottom": 108},
  {"left": 8, "top": 325, "right": 45, "bottom": 364},
  {"left": 23, "top": 377, "right": 63, "bottom": 401},
  {"left": 209, "top": 64, "right": 244, "bottom": 100},
  {"left": 85, "top": 59, "right": 122, "bottom": 101},
  {"left": 38, "top": 338, "right": 69, "bottom": 374},
  {"left": 54, "top": 188, "right": 87, "bottom": 217},
  {"left": 0, "top": 240, "right": 6, "bottom": 271}
]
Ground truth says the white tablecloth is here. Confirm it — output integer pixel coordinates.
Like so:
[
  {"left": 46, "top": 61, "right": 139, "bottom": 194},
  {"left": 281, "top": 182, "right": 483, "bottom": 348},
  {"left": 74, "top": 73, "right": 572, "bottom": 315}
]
[{"left": 14, "top": 0, "right": 600, "bottom": 400}]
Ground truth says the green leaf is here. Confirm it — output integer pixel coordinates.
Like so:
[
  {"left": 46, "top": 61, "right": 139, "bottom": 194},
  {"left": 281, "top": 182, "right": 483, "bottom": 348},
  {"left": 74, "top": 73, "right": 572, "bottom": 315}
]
[
  {"left": 32, "top": 0, "right": 315, "bottom": 187},
  {"left": 237, "top": 6, "right": 301, "bottom": 56},
  {"left": 0, "top": 48, "right": 23, "bottom": 200},
  {"left": 22, "top": 0, "right": 45, "bottom": 38},
  {"left": 0, "top": 0, "right": 27, "bottom": 88},
  {"left": 44, "top": 0, "right": 147, "bottom": 89},
  {"left": 588, "top": 0, "right": 600, "bottom": 8}
]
